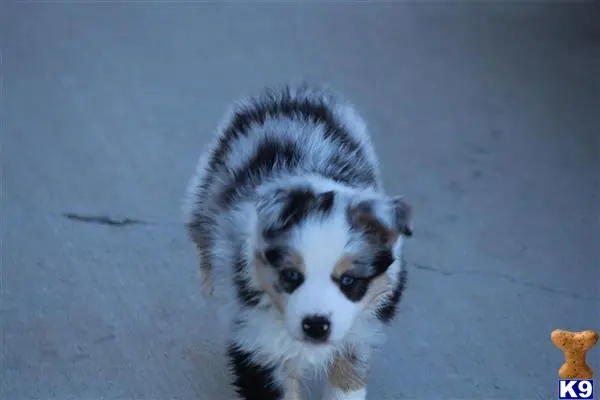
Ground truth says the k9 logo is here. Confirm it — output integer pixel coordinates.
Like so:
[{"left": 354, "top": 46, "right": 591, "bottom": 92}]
[{"left": 558, "top": 380, "right": 594, "bottom": 399}]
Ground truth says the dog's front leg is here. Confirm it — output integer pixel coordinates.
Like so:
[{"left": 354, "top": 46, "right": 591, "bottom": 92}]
[
  {"left": 323, "top": 351, "right": 368, "bottom": 400},
  {"left": 228, "top": 343, "right": 286, "bottom": 400},
  {"left": 282, "top": 360, "right": 303, "bottom": 400},
  {"left": 323, "top": 387, "right": 367, "bottom": 400},
  {"left": 282, "top": 377, "right": 302, "bottom": 400}
]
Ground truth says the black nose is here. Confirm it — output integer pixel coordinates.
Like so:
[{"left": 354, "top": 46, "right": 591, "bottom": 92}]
[{"left": 301, "top": 315, "right": 331, "bottom": 342}]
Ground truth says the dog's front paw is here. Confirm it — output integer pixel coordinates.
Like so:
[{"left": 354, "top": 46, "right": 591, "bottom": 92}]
[{"left": 323, "top": 386, "right": 367, "bottom": 400}]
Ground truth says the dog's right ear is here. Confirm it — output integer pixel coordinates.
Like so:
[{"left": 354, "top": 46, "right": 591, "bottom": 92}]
[
  {"left": 256, "top": 186, "right": 315, "bottom": 239},
  {"left": 256, "top": 186, "right": 336, "bottom": 239}
]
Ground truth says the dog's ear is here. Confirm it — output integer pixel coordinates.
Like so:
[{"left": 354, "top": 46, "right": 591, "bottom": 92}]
[
  {"left": 256, "top": 186, "right": 335, "bottom": 239},
  {"left": 390, "top": 196, "right": 413, "bottom": 238},
  {"left": 347, "top": 195, "right": 412, "bottom": 245}
]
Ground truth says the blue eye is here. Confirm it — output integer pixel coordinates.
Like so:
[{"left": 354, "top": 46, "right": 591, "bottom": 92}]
[{"left": 340, "top": 275, "right": 355, "bottom": 287}]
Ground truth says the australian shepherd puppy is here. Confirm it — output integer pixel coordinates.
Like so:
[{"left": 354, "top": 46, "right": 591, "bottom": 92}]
[{"left": 184, "top": 84, "right": 412, "bottom": 400}]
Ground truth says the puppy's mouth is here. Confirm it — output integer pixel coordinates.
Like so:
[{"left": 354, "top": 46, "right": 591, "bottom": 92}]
[
  {"left": 288, "top": 331, "right": 333, "bottom": 346},
  {"left": 300, "top": 336, "right": 332, "bottom": 346}
]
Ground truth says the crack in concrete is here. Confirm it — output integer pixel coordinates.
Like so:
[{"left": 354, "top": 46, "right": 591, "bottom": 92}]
[
  {"left": 62, "top": 213, "right": 148, "bottom": 227},
  {"left": 409, "top": 261, "right": 600, "bottom": 302}
]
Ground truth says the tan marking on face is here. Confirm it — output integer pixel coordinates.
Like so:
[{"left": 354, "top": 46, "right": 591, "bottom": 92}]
[
  {"left": 253, "top": 249, "right": 306, "bottom": 313},
  {"left": 348, "top": 205, "right": 396, "bottom": 245},
  {"left": 253, "top": 251, "right": 285, "bottom": 312},
  {"left": 329, "top": 354, "right": 367, "bottom": 392},
  {"left": 365, "top": 273, "right": 391, "bottom": 307},
  {"left": 288, "top": 250, "right": 306, "bottom": 274},
  {"left": 387, "top": 230, "right": 400, "bottom": 246},
  {"left": 333, "top": 255, "right": 354, "bottom": 278}
]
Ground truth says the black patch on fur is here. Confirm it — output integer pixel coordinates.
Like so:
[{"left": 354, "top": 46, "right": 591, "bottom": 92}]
[
  {"left": 186, "top": 213, "right": 213, "bottom": 236},
  {"left": 263, "top": 188, "right": 313, "bottom": 239},
  {"left": 263, "top": 189, "right": 338, "bottom": 240},
  {"left": 208, "top": 87, "right": 343, "bottom": 174},
  {"left": 280, "top": 188, "right": 316, "bottom": 226},
  {"left": 315, "top": 190, "right": 336, "bottom": 214},
  {"left": 324, "top": 153, "right": 376, "bottom": 187},
  {"left": 376, "top": 267, "right": 408, "bottom": 323},
  {"left": 233, "top": 257, "right": 263, "bottom": 307},
  {"left": 204, "top": 86, "right": 374, "bottom": 203},
  {"left": 264, "top": 247, "right": 286, "bottom": 267},
  {"left": 220, "top": 138, "right": 303, "bottom": 206},
  {"left": 227, "top": 343, "right": 283, "bottom": 400},
  {"left": 371, "top": 249, "right": 395, "bottom": 276}
]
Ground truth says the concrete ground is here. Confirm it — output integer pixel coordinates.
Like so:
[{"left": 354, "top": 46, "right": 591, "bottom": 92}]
[{"left": 2, "top": 2, "right": 599, "bottom": 399}]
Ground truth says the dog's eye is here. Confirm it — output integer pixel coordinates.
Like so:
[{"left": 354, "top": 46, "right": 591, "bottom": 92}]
[
  {"left": 340, "top": 274, "right": 356, "bottom": 288},
  {"left": 264, "top": 247, "right": 284, "bottom": 266},
  {"left": 337, "top": 274, "right": 369, "bottom": 302},
  {"left": 281, "top": 268, "right": 301, "bottom": 282},
  {"left": 279, "top": 268, "right": 304, "bottom": 293}
]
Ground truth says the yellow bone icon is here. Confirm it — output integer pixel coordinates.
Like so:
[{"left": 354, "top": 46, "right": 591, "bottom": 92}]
[{"left": 551, "top": 329, "right": 598, "bottom": 379}]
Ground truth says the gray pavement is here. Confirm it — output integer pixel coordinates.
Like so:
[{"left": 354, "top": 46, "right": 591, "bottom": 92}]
[{"left": 2, "top": 2, "right": 599, "bottom": 399}]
